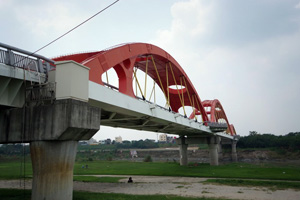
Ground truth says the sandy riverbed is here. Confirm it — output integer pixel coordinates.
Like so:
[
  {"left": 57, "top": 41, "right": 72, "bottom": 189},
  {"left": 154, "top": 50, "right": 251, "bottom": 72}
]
[{"left": 0, "top": 175, "right": 299, "bottom": 200}]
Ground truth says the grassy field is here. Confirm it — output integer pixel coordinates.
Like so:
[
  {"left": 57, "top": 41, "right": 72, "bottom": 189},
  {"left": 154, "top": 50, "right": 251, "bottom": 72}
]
[
  {"left": 73, "top": 176, "right": 124, "bottom": 183},
  {"left": 74, "top": 161, "right": 300, "bottom": 181},
  {"left": 0, "top": 189, "right": 231, "bottom": 200},
  {"left": 0, "top": 160, "right": 32, "bottom": 180},
  {"left": 1, "top": 160, "right": 300, "bottom": 181},
  {"left": 1, "top": 160, "right": 300, "bottom": 199}
]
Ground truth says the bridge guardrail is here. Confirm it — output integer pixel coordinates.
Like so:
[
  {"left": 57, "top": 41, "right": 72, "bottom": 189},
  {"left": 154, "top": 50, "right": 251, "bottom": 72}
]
[
  {"left": 26, "top": 82, "right": 56, "bottom": 104},
  {"left": 103, "top": 81, "right": 232, "bottom": 134},
  {"left": 0, "top": 42, "right": 55, "bottom": 75}
]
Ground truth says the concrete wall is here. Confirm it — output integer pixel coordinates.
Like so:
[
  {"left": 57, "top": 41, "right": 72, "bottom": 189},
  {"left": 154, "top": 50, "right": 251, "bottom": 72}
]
[{"left": 89, "top": 148, "right": 235, "bottom": 163}]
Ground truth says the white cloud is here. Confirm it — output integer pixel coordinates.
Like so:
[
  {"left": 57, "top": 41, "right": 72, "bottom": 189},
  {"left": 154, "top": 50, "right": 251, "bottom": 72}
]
[
  {"left": 151, "top": 0, "right": 300, "bottom": 136},
  {"left": 170, "top": 0, "right": 213, "bottom": 37},
  {"left": 0, "top": 0, "right": 12, "bottom": 7},
  {"left": 13, "top": 2, "right": 85, "bottom": 38},
  {"left": 1, "top": 0, "right": 300, "bottom": 139},
  {"left": 152, "top": 0, "right": 214, "bottom": 52}
]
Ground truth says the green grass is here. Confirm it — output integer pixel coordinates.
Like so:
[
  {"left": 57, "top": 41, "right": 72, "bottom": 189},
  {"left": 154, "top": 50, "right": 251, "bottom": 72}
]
[
  {"left": 0, "top": 189, "right": 232, "bottom": 200},
  {"left": 74, "top": 161, "right": 300, "bottom": 181},
  {"left": 204, "top": 179, "right": 300, "bottom": 190},
  {"left": 0, "top": 189, "right": 31, "bottom": 200},
  {"left": 1, "top": 160, "right": 300, "bottom": 181},
  {"left": 73, "top": 176, "right": 124, "bottom": 183},
  {"left": 0, "top": 160, "right": 32, "bottom": 180}
]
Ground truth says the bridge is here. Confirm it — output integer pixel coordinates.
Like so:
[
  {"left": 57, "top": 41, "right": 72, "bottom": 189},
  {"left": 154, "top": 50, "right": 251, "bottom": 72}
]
[{"left": 0, "top": 42, "right": 239, "bottom": 200}]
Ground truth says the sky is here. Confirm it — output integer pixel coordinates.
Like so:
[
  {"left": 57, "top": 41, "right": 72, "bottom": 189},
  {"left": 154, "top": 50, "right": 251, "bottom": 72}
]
[{"left": 1, "top": 0, "right": 300, "bottom": 141}]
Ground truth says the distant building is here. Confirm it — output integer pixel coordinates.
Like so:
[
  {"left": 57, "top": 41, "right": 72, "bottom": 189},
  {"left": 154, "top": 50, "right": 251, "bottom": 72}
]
[
  {"left": 105, "top": 138, "right": 112, "bottom": 145},
  {"left": 158, "top": 134, "right": 167, "bottom": 143},
  {"left": 87, "top": 138, "right": 98, "bottom": 145},
  {"left": 158, "top": 134, "right": 176, "bottom": 143},
  {"left": 130, "top": 150, "right": 138, "bottom": 158},
  {"left": 115, "top": 136, "right": 122, "bottom": 143},
  {"left": 79, "top": 138, "right": 99, "bottom": 145},
  {"left": 79, "top": 141, "right": 88, "bottom": 145},
  {"left": 99, "top": 140, "right": 106, "bottom": 145}
]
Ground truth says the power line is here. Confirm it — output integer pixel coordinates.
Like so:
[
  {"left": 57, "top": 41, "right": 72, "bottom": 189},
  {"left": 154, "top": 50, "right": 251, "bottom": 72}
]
[
  {"left": 33, "top": 0, "right": 120, "bottom": 54},
  {"left": 16, "top": 0, "right": 119, "bottom": 195},
  {"left": 14, "top": 0, "right": 120, "bottom": 66}
]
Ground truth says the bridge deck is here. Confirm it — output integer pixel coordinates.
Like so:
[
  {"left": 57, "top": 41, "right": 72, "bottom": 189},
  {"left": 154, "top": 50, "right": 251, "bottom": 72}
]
[{"left": 89, "top": 81, "right": 234, "bottom": 139}]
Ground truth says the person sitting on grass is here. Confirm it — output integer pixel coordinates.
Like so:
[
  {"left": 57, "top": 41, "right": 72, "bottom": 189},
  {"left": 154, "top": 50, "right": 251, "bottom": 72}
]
[{"left": 128, "top": 177, "right": 133, "bottom": 183}]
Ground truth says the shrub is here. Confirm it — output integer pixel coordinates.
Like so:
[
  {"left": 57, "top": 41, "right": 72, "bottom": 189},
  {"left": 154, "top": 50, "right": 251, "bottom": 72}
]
[
  {"left": 143, "top": 155, "right": 152, "bottom": 162},
  {"left": 106, "top": 156, "right": 113, "bottom": 161}
]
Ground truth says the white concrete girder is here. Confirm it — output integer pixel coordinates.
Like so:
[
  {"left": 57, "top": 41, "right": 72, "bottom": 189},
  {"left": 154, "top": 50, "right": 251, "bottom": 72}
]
[
  {"left": 0, "top": 63, "right": 46, "bottom": 83},
  {"left": 89, "top": 81, "right": 234, "bottom": 137}
]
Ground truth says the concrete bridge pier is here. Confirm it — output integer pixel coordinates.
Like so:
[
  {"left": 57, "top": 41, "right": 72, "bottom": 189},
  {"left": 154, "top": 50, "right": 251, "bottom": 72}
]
[
  {"left": 0, "top": 98, "right": 100, "bottom": 200},
  {"left": 208, "top": 136, "right": 220, "bottom": 166},
  {"left": 218, "top": 141, "right": 223, "bottom": 159},
  {"left": 231, "top": 140, "right": 238, "bottom": 162},
  {"left": 30, "top": 141, "right": 78, "bottom": 200},
  {"left": 179, "top": 136, "right": 188, "bottom": 166},
  {"left": 0, "top": 61, "right": 101, "bottom": 200}
]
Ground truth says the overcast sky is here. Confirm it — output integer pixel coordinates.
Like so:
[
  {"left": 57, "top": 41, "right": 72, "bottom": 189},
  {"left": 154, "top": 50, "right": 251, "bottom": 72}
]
[{"left": 1, "top": 0, "right": 299, "bottom": 141}]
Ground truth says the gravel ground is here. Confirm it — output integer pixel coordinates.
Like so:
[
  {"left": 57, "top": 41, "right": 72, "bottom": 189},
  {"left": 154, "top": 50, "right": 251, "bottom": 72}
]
[{"left": 0, "top": 175, "right": 300, "bottom": 200}]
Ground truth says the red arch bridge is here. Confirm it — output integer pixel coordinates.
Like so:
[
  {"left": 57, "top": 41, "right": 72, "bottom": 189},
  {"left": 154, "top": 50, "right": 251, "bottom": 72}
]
[{"left": 0, "top": 42, "right": 239, "bottom": 200}]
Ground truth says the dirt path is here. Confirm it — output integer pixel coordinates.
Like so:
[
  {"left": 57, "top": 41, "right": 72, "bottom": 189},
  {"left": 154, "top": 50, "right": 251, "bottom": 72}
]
[{"left": 0, "top": 175, "right": 299, "bottom": 200}]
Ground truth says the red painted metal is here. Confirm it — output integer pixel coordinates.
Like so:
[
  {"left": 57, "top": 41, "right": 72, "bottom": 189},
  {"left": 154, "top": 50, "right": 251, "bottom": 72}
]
[
  {"left": 52, "top": 43, "right": 235, "bottom": 135},
  {"left": 202, "top": 100, "right": 236, "bottom": 135}
]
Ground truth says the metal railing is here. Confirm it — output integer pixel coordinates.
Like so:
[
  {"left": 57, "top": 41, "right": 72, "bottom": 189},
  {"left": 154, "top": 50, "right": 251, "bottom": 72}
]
[
  {"left": 26, "top": 82, "right": 56, "bottom": 104},
  {"left": 103, "top": 81, "right": 203, "bottom": 123},
  {"left": 0, "top": 42, "right": 55, "bottom": 74}
]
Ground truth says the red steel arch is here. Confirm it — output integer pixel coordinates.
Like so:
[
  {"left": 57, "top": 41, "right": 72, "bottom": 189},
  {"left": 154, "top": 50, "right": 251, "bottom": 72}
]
[
  {"left": 202, "top": 100, "right": 236, "bottom": 136},
  {"left": 53, "top": 43, "right": 235, "bottom": 135}
]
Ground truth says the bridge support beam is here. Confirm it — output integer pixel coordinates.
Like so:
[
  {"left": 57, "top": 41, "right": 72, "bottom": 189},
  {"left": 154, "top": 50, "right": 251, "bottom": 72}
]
[
  {"left": 208, "top": 136, "right": 220, "bottom": 166},
  {"left": 179, "top": 136, "right": 188, "bottom": 166},
  {"left": 231, "top": 140, "right": 238, "bottom": 162},
  {"left": 30, "top": 141, "right": 78, "bottom": 200}
]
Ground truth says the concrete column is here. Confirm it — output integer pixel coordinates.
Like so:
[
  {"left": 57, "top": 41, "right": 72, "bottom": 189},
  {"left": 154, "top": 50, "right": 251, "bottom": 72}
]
[
  {"left": 231, "top": 140, "right": 238, "bottom": 162},
  {"left": 209, "top": 143, "right": 218, "bottom": 166},
  {"left": 218, "top": 141, "right": 223, "bottom": 158},
  {"left": 208, "top": 136, "right": 220, "bottom": 166},
  {"left": 30, "top": 141, "right": 78, "bottom": 200},
  {"left": 179, "top": 136, "right": 188, "bottom": 166}
]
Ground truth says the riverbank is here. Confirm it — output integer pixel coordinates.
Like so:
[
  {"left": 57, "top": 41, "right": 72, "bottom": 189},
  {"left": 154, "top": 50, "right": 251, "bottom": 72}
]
[{"left": 1, "top": 176, "right": 300, "bottom": 200}]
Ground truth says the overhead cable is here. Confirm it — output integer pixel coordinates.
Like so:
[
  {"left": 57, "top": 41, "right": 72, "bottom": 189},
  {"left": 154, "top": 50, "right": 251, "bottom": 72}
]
[{"left": 13, "top": 0, "right": 120, "bottom": 66}]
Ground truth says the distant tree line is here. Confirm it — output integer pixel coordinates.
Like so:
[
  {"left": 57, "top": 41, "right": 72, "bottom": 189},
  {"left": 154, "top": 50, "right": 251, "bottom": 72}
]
[
  {"left": 0, "top": 144, "right": 30, "bottom": 155},
  {"left": 237, "top": 131, "right": 300, "bottom": 151},
  {"left": 116, "top": 139, "right": 159, "bottom": 149}
]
